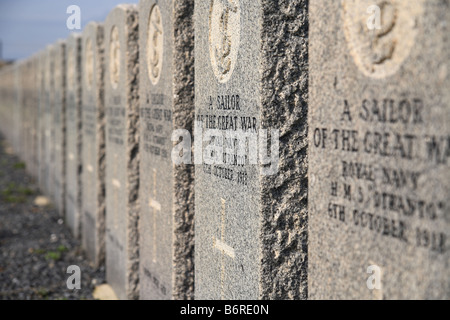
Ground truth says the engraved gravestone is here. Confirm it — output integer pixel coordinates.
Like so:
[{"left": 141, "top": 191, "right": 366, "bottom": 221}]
[
  {"left": 0, "top": 66, "right": 16, "bottom": 146},
  {"left": 11, "top": 65, "right": 20, "bottom": 154},
  {"left": 28, "top": 56, "right": 39, "bottom": 179},
  {"left": 15, "top": 64, "right": 23, "bottom": 156},
  {"left": 13, "top": 64, "right": 19, "bottom": 150},
  {"left": 14, "top": 65, "right": 19, "bottom": 149},
  {"left": 0, "top": 68, "right": 7, "bottom": 138},
  {"left": 0, "top": 68, "right": 5, "bottom": 136},
  {"left": 104, "top": 5, "right": 140, "bottom": 300},
  {"left": 309, "top": 0, "right": 449, "bottom": 299},
  {"left": 40, "top": 46, "right": 55, "bottom": 195},
  {"left": 81, "top": 22, "right": 106, "bottom": 267},
  {"left": 16, "top": 62, "right": 25, "bottom": 161},
  {"left": 0, "top": 69, "right": 3, "bottom": 130},
  {"left": 0, "top": 68, "right": 4, "bottom": 136},
  {"left": 30, "top": 55, "right": 39, "bottom": 179},
  {"left": 20, "top": 58, "right": 37, "bottom": 177},
  {"left": 65, "top": 33, "right": 83, "bottom": 238},
  {"left": 195, "top": 0, "right": 309, "bottom": 299},
  {"left": 24, "top": 57, "right": 34, "bottom": 177},
  {"left": 52, "top": 41, "right": 67, "bottom": 216},
  {"left": 38, "top": 50, "right": 47, "bottom": 191},
  {"left": 20, "top": 61, "right": 28, "bottom": 166},
  {"left": 138, "top": 0, "right": 194, "bottom": 300},
  {"left": 17, "top": 62, "right": 26, "bottom": 161}
]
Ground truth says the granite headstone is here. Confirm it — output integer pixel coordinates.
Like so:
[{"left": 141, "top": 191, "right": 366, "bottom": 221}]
[
  {"left": 81, "top": 22, "right": 106, "bottom": 267},
  {"left": 104, "top": 5, "right": 140, "bottom": 300},
  {"left": 65, "top": 33, "right": 83, "bottom": 238},
  {"left": 195, "top": 0, "right": 309, "bottom": 299},
  {"left": 37, "top": 50, "right": 47, "bottom": 190},
  {"left": 308, "top": 0, "right": 449, "bottom": 299},
  {"left": 42, "top": 46, "right": 55, "bottom": 195},
  {"left": 52, "top": 41, "right": 67, "bottom": 216},
  {"left": 138, "top": 0, "right": 195, "bottom": 300}
]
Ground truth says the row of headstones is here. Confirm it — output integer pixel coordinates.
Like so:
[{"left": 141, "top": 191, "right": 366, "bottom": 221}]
[{"left": 0, "top": 0, "right": 448, "bottom": 300}]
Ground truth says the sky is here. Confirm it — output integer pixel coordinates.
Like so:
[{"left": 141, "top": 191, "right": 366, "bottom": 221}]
[{"left": 0, "top": 0, "right": 138, "bottom": 61}]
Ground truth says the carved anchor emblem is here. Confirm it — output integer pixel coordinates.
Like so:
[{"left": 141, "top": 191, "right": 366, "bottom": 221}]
[
  {"left": 150, "top": 8, "right": 162, "bottom": 79},
  {"left": 365, "top": 1, "right": 397, "bottom": 66},
  {"left": 215, "top": 0, "right": 237, "bottom": 79},
  {"left": 110, "top": 27, "right": 120, "bottom": 87}
]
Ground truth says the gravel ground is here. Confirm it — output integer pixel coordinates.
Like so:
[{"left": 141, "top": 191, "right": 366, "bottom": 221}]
[{"left": 0, "top": 134, "right": 105, "bottom": 300}]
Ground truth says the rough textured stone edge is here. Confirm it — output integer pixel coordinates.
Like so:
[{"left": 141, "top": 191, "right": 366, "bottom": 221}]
[
  {"left": 259, "top": 0, "right": 309, "bottom": 300},
  {"left": 74, "top": 35, "right": 83, "bottom": 239},
  {"left": 37, "top": 53, "right": 46, "bottom": 190},
  {"left": 66, "top": 34, "right": 83, "bottom": 238},
  {"left": 122, "top": 4, "right": 140, "bottom": 300},
  {"left": 28, "top": 57, "right": 39, "bottom": 179},
  {"left": 32, "top": 57, "right": 39, "bottom": 179},
  {"left": 95, "top": 23, "right": 107, "bottom": 269},
  {"left": 59, "top": 42, "right": 67, "bottom": 218},
  {"left": 172, "top": 0, "right": 195, "bottom": 300}
]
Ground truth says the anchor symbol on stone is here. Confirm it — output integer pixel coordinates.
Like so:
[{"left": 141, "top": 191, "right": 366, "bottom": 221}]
[
  {"left": 150, "top": 8, "right": 162, "bottom": 79},
  {"left": 365, "top": 1, "right": 398, "bottom": 66},
  {"left": 111, "top": 27, "right": 120, "bottom": 85},
  {"left": 215, "top": 0, "right": 237, "bottom": 79}
]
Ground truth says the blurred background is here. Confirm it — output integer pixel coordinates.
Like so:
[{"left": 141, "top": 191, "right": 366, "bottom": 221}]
[{"left": 0, "top": 0, "right": 138, "bottom": 63}]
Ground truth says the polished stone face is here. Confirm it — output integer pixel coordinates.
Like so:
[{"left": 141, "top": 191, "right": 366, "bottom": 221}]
[{"left": 308, "top": 0, "right": 450, "bottom": 299}]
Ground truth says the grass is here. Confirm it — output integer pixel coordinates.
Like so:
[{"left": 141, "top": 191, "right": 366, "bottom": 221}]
[
  {"left": 57, "top": 245, "right": 68, "bottom": 253},
  {"left": 13, "top": 162, "right": 26, "bottom": 170},
  {"left": 44, "top": 251, "right": 62, "bottom": 261},
  {"left": 3, "top": 195, "right": 26, "bottom": 203},
  {"left": 37, "top": 245, "right": 68, "bottom": 261},
  {"left": 17, "top": 186, "right": 34, "bottom": 196},
  {"left": 36, "top": 288, "right": 49, "bottom": 299},
  {"left": 2, "top": 182, "right": 17, "bottom": 195},
  {"left": 1, "top": 182, "right": 34, "bottom": 203}
]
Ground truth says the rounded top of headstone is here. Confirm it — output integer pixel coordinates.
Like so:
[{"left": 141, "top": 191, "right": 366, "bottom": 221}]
[
  {"left": 109, "top": 25, "right": 120, "bottom": 89},
  {"left": 55, "top": 39, "right": 67, "bottom": 46},
  {"left": 83, "top": 21, "right": 103, "bottom": 35},
  {"left": 52, "top": 41, "right": 66, "bottom": 60},
  {"left": 104, "top": 4, "right": 138, "bottom": 91},
  {"left": 105, "top": 4, "right": 139, "bottom": 23},
  {"left": 68, "top": 32, "right": 82, "bottom": 40},
  {"left": 82, "top": 23, "right": 104, "bottom": 92},
  {"left": 66, "top": 34, "right": 81, "bottom": 89},
  {"left": 44, "top": 44, "right": 54, "bottom": 53}
]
